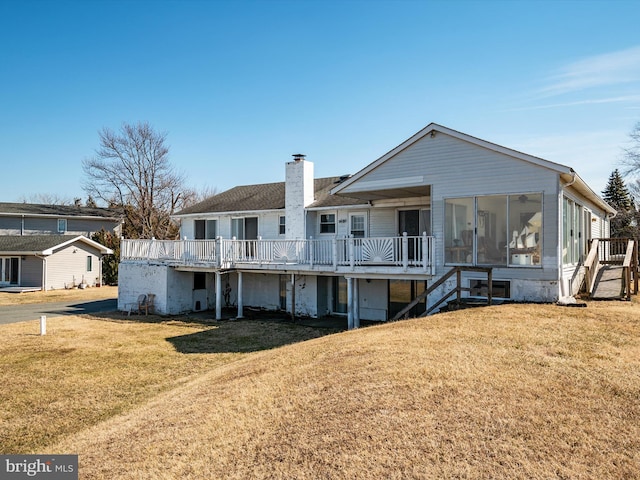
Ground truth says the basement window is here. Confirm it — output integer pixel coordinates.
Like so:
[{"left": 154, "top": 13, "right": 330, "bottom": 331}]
[{"left": 469, "top": 279, "right": 511, "bottom": 299}]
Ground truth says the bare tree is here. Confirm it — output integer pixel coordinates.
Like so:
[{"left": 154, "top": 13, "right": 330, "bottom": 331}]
[
  {"left": 621, "top": 122, "right": 640, "bottom": 180},
  {"left": 621, "top": 122, "right": 640, "bottom": 206},
  {"left": 82, "top": 122, "right": 187, "bottom": 239},
  {"left": 181, "top": 185, "right": 219, "bottom": 209},
  {"left": 18, "top": 193, "right": 75, "bottom": 205}
]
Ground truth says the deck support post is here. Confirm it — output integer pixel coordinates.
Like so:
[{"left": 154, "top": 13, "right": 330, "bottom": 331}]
[
  {"left": 215, "top": 271, "right": 222, "bottom": 320},
  {"left": 291, "top": 273, "right": 296, "bottom": 322},
  {"left": 237, "top": 271, "right": 244, "bottom": 319},
  {"left": 347, "top": 277, "right": 354, "bottom": 330},
  {"left": 353, "top": 278, "right": 360, "bottom": 329}
]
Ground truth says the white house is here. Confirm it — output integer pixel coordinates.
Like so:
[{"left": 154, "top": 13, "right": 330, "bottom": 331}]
[
  {"left": 0, "top": 203, "right": 120, "bottom": 290},
  {"left": 118, "top": 123, "right": 618, "bottom": 324}
]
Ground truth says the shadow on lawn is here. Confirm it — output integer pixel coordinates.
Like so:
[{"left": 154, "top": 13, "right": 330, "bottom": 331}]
[
  {"left": 89, "top": 309, "right": 345, "bottom": 354},
  {"left": 167, "top": 318, "right": 345, "bottom": 354}
]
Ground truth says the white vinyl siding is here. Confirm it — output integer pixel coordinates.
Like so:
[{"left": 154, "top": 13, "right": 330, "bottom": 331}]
[
  {"left": 0, "top": 216, "right": 118, "bottom": 236},
  {"left": 46, "top": 243, "right": 102, "bottom": 290}
]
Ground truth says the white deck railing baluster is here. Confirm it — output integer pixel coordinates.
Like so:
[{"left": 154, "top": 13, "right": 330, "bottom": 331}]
[{"left": 121, "top": 235, "right": 435, "bottom": 272}]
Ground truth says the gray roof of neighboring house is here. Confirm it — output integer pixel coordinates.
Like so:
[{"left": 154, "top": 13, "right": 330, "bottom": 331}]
[
  {"left": 0, "top": 235, "right": 112, "bottom": 254},
  {"left": 0, "top": 202, "right": 121, "bottom": 219},
  {"left": 176, "top": 176, "right": 363, "bottom": 215}
]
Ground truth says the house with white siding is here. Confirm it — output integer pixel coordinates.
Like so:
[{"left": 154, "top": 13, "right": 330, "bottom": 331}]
[
  {"left": 0, "top": 203, "right": 120, "bottom": 290},
  {"left": 118, "top": 123, "right": 620, "bottom": 324}
]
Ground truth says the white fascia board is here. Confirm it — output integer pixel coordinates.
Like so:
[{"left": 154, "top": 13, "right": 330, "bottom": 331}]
[
  {"left": 0, "top": 251, "right": 42, "bottom": 256},
  {"left": 341, "top": 176, "right": 426, "bottom": 193},
  {"left": 173, "top": 209, "right": 284, "bottom": 220},
  {"left": 42, "top": 236, "right": 114, "bottom": 255},
  {"left": 563, "top": 171, "right": 617, "bottom": 215},
  {"left": 307, "top": 204, "right": 371, "bottom": 212},
  {"left": 0, "top": 212, "right": 121, "bottom": 221}
]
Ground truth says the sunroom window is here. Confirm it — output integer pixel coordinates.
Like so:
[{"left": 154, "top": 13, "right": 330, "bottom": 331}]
[{"left": 445, "top": 194, "right": 542, "bottom": 267}]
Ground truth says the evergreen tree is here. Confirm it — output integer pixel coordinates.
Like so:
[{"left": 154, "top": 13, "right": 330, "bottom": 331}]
[
  {"left": 602, "top": 169, "right": 632, "bottom": 210},
  {"left": 602, "top": 169, "right": 638, "bottom": 238},
  {"left": 92, "top": 229, "right": 120, "bottom": 285}
]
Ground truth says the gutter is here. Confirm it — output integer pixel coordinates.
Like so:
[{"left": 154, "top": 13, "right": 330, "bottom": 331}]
[{"left": 562, "top": 170, "right": 576, "bottom": 188}]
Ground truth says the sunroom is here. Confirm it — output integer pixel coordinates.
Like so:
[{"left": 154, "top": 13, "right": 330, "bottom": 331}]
[{"left": 444, "top": 193, "right": 543, "bottom": 267}]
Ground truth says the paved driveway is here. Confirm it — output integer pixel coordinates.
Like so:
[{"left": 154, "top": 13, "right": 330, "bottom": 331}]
[{"left": 0, "top": 298, "right": 117, "bottom": 325}]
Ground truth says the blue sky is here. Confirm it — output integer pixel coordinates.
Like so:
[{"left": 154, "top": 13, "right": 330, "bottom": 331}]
[{"left": 1, "top": 0, "right": 639, "bottom": 203}]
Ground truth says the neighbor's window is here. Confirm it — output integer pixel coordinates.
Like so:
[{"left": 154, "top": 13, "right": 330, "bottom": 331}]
[
  {"left": 86, "top": 256, "right": 92, "bottom": 272},
  {"left": 320, "top": 213, "right": 336, "bottom": 234},
  {"left": 279, "top": 216, "right": 286, "bottom": 235},
  {"left": 58, "top": 219, "right": 67, "bottom": 233}
]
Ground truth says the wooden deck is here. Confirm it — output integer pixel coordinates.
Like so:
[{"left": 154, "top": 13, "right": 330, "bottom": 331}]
[{"left": 591, "top": 265, "right": 624, "bottom": 300}]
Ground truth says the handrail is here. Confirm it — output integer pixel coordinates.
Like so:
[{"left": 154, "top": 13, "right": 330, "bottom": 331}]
[
  {"left": 583, "top": 239, "right": 600, "bottom": 295},
  {"left": 121, "top": 235, "right": 436, "bottom": 274},
  {"left": 391, "top": 266, "right": 493, "bottom": 320},
  {"left": 622, "top": 240, "right": 636, "bottom": 300}
]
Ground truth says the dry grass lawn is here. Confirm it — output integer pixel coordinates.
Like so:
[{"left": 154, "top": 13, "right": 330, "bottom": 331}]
[
  {"left": 0, "top": 285, "right": 118, "bottom": 306},
  {"left": 1, "top": 298, "right": 639, "bottom": 479}
]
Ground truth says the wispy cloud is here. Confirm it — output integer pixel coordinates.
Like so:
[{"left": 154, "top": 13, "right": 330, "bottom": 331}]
[
  {"left": 539, "top": 45, "right": 640, "bottom": 97},
  {"left": 508, "top": 94, "right": 640, "bottom": 112}
]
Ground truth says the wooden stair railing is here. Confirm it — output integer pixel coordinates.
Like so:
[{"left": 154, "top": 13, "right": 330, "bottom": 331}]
[
  {"left": 622, "top": 239, "right": 638, "bottom": 300},
  {"left": 391, "top": 266, "right": 493, "bottom": 321},
  {"left": 585, "top": 238, "right": 638, "bottom": 299},
  {"left": 583, "top": 239, "right": 600, "bottom": 296}
]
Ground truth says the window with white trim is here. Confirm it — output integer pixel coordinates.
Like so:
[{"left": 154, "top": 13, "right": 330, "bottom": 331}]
[
  {"left": 349, "top": 213, "right": 366, "bottom": 238},
  {"left": 320, "top": 213, "right": 336, "bottom": 234},
  {"left": 58, "top": 219, "right": 67, "bottom": 233}
]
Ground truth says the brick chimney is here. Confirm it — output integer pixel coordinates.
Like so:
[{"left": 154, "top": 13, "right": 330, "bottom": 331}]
[{"left": 285, "top": 154, "right": 314, "bottom": 239}]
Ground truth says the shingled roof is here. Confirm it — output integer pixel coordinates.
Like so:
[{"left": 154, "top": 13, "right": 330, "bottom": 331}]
[
  {"left": 0, "top": 202, "right": 120, "bottom": 219},
  {"left": 0, "top": 235, "right": 113, "bottom": 254},
  {"left": 176, "top": 176, "right": 363, "bottom": 216}
]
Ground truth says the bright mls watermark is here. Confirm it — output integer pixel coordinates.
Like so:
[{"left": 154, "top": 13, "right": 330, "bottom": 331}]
[{"left": 1, "top": 455, "right": 78, "bottom": 479}]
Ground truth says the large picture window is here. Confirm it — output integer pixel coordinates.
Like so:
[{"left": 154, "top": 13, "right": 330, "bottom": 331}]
[
  {"left": 445, "top": 193, "right": 543, "bottom": 267},
  {"left": 508, "top": 194, "right": 542, "bottom": 266}
]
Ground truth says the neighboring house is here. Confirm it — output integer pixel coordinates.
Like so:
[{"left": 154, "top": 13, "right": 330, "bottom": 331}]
[
  {"left": 118, "top": 123, "right": 617, "bottom": 323},
  {"left": 0, "top": 203, "right": 121, "bottom": 290}
]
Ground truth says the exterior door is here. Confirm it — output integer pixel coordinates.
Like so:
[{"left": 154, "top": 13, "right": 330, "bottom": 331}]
[
  {"left": 398, "top": 209, "right": 430, "bottom": 260},
  {"left": 1, "top": 257, "right": 19, "bottom": 285}
]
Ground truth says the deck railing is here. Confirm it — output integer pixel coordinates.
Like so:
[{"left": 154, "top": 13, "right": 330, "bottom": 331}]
[{"left": 121, "top": 234, "right": 436, "bottom": 273}]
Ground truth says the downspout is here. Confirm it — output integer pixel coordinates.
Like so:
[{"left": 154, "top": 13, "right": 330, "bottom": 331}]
[{"left": 35, "top": 254, "right": 47, "bottom": 291}]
